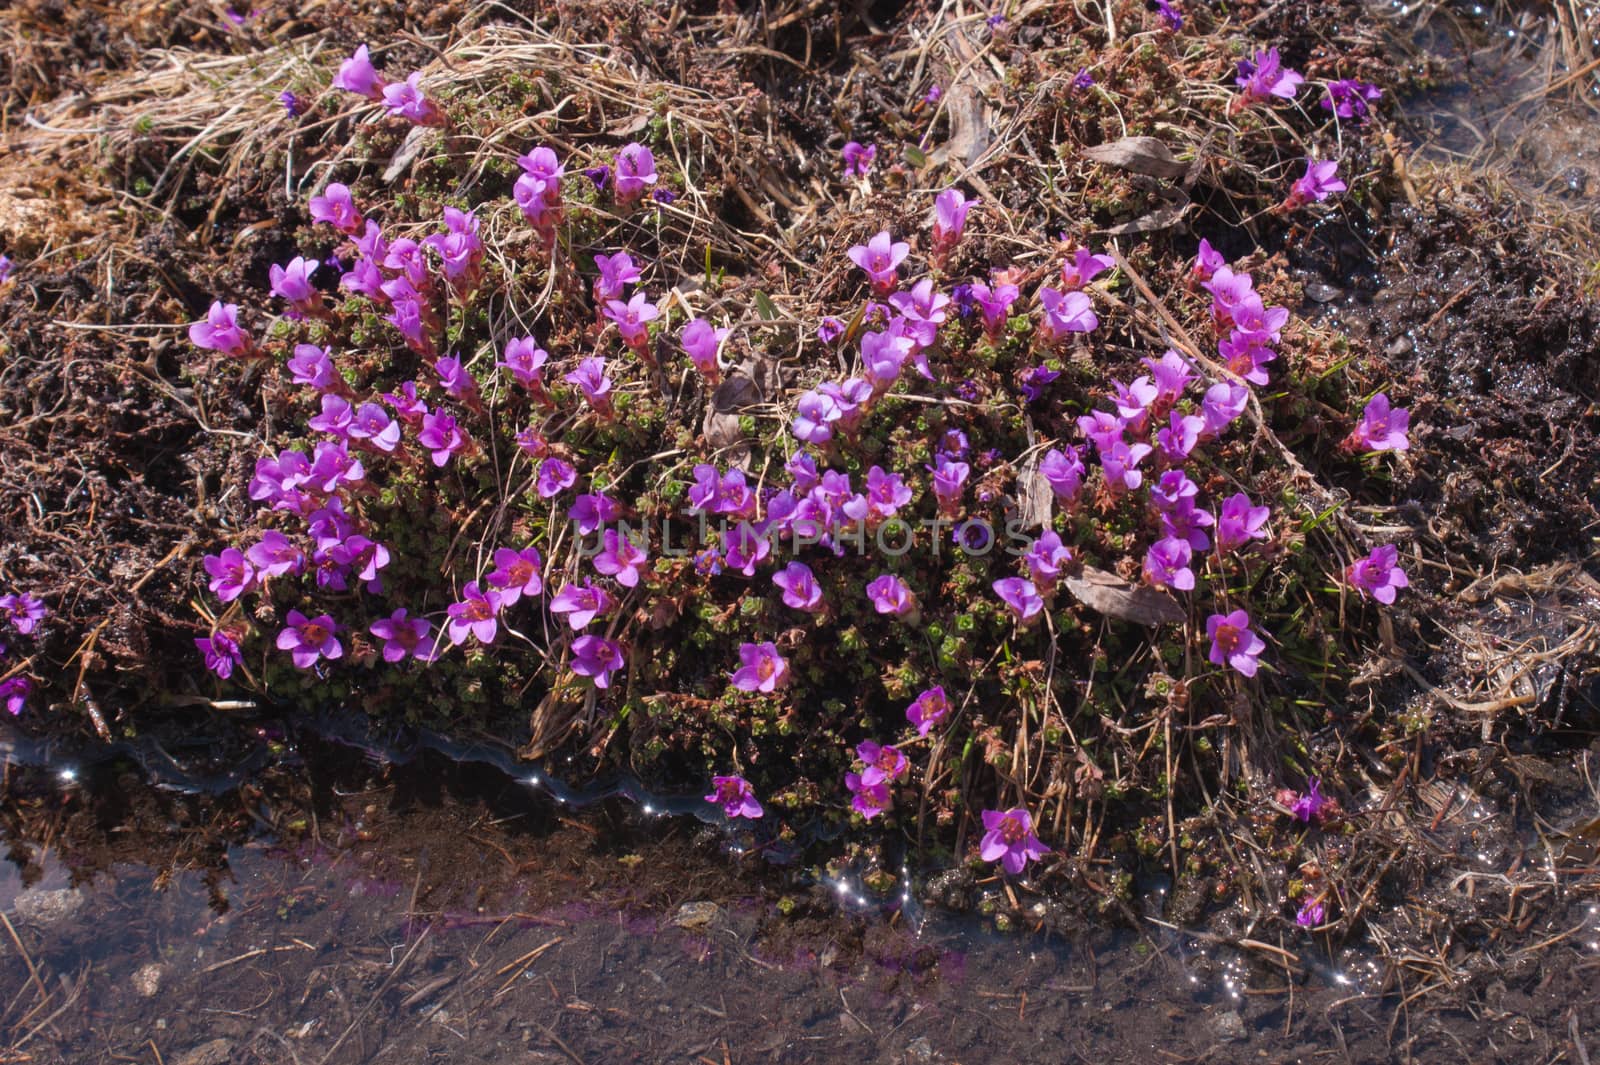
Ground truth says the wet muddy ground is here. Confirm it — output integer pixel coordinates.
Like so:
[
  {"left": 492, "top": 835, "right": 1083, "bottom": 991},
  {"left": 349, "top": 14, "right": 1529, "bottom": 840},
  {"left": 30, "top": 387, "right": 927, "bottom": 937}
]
[{"left": 1, "top": 719, "right": 1598, "bottom": 1064}]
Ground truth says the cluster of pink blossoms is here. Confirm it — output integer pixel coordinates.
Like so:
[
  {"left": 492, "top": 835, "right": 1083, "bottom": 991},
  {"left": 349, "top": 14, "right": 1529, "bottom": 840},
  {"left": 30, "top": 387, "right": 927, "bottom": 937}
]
[
  {"left": 178, "top": 39, "right": 1414, "bottom": 884},
  {"left": 0, "top": 592, "right": 47, "bottom": 715},
  {"left": 191, "top": 129, "right": 663, "bottom": 693},
  {"left": 331, "top": 44, "right": 443, "bottom": 126}
]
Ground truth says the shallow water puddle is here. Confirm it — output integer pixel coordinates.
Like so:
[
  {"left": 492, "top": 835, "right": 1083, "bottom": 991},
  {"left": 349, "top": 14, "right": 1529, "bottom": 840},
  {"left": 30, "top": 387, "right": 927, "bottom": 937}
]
[
  {"left": 1392, "top": 0, "right": 1600, "bottom": 201},
  {"left": 1, "top": 734, "right": 1594, "bottom": 1065}
]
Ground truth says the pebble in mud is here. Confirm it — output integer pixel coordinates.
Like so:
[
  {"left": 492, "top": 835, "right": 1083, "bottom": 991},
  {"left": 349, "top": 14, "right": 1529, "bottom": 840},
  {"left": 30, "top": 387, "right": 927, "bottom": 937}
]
[
  {"left": 922, "top": 868, "right": 975, "bottom": 910},
  {"left": 132, "top": 963, "right": 164, "bottom": 997},
  {"left": 670, "top": 901, "right": 723, "bottom": 931},
  {"left": 1210, "top": 1009, "right": 1247, "bottom": 1042},
  {"left": 173, "top": 1039, "right": 234, "bottom": 1065},
  {"left": 12, "top": 887, "right": 84, "bottom": 927}
]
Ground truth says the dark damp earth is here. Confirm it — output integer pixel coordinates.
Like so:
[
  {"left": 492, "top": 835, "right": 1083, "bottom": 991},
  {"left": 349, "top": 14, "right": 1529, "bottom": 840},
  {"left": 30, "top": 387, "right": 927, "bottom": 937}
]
[{"left": 2, "top": 727, "right": 1597, "bottom": 1065}]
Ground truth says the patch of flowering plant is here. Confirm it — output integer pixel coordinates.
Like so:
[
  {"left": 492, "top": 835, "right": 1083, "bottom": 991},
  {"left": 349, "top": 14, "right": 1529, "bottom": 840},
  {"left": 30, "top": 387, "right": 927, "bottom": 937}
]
[
  {"left": 0, "top": 592, "right": 47, "bottom": 716},
  {"left": 179, "top": 30, "right": 1410, "bottom": 900}
]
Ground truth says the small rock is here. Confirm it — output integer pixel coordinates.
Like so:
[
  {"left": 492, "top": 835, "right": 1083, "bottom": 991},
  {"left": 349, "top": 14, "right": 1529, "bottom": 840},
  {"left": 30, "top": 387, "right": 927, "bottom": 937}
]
[
  {"left": 174, "top": 1038, "right": 235, "bottom": 1065},
  {"left": 132, "top": 964, "right": 164, "bottom": 998},
  {"left": 670, "top": 901, "right": 721, "bottom": 931},
  {"left": 1210, "top": 1009, "right": 1247, "bottom": 1042},
  {"left": 13, "top": 888, "right": 84, "bottom": 928},
  {"left": 904, "top": 1035, "right": 939, "bottom": 1062}
]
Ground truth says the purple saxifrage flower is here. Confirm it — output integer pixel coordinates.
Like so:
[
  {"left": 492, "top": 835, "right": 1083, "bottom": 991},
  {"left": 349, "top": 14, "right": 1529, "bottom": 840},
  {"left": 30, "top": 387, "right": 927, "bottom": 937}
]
[
  {"left": 333, "top": 44, "right": 385, "bottom": 100},
  {"left": 417, "top": 411, "right": 467, "bottom": 467},
  {"left": 1059, "top": 247, "right": 1115, "bottom": 290},
  {"left": 1143, "top": 536, "right": 1195, "bottom": 592},
  {"left": 855, "top": 740, "right": 908, "bottom": 787},
  {"left": 979, "top": 807, "right": 1050, "bottom": 875},
  {"left": 1215, "top": 492, "right": 1271, "bottom": 554},
  {"left": 1, "top": 593, "right": 49, "bottom": 636},
  {"left": 1290, "top": 778, "right": 1328, "bottom": 823},
  {"left": 1100, "top": 441, "right": 1153, "bottom": 493},
  {"left": 277, "top": 610, "right": 342, "bottom": 670},
  {"left": 681, "top": 318, "right": 729, "bottom": 379},
  {"left": 841, "top": 140, "right": 876, "bottom": 178},
  {"left": 1020, "top": 365, "right": 1061, "bottom": 403},
  {"left": 445, "top": 582, "right": 504, "bottom": 646},
  {"left": 1025, "top": 531, "right": 1073, "bottom": 589},
  {"left": 565, "top": 357, "right": 614, "bottom": 416},
  {"left": 550, "top": 581, "right": 613, "bottom": 630},
  {"left": 907, "top": 685, "right": 951, "bottom": 736},
  {"left": 706, "top": 774, "right": 763, "bottom": 819},
  {"left": 613, "top": 142, "right": 658, "bottom": 203},
  {"left": 928, "top": 455, "right": 969, "bottom": 515},
  {"left": 592, "top": 251, "right": 640, "bottom": 304},
  {"left": 382, "top": 71, "right": 443, "bottom": 126},
  {"left": 1206, "top": 609, "right": 1266, "bottom": 677},
  {"left": 930, "top": 187, "right": 977, "bottom": 260},
  {"left": 848, "top": 231, "right": 910, "bottom": 296},
  {"left": 594, "top": 529, "right": 648, "bottom": 588},
  {"left": 1036, "top": 286, "right": 1098, "bottom": 340},
  {"left": 1297, "top": 898, "right": 1326, "bottom": 929},
  {"left": 604, "top": 291, "right": 660, "bottom": 353},
  {"left": 189, "top": 301, "right": 252, "bottom": 356},
  {"left": 203, "top": 548, "right": 257, "bottom": 603},
  {"left": 1346, "top": 543, "right": 1409, "bottom": 604},
  {"left": 1285, "top": 158, "right": 1347, "bottom": 209},
  {"left": 969, "top": 280, "right": 1020, "bottom": 338},
  {"left": 1349, "top": 392, "right": 1410, "bottom": 452},
  {"left": 792, "top": 390, "right": 840, "bottom": 445},
  {"left": 1235, "top": 47, "right": 1304, "bottom": 106},
  {"left": 369, "top": 609, "right": 435, "bottom": 664},
  {"left": 1157, "top": 411, "right": 1206, "bottom": 464},
  {"left": 730, "top": 641, "right": 789, "bottom": 693},
  {"left": 348, "top": 402, "right": 401, "bottom": 453},
  {"left": 424, "top": 207, "right": 483, "bottom": 284},
  {"left": 498, "top": 336, "right": 550, "bottom": 396},
  {"left": 570, "top": 634, "right": 626, "bottom": 687},
  {"left": 246, "top": 529, "right": 305, "bottom": 578},
  {"left": 308, "top": 182, "right": 365, "bottom": 235},
  {"left": 0, "top": 676, "right": 32, "bottom": 716},
  {"left": 774, "top": 561, "right": 825, "bottom": 613},
  {"left": 1323, "top": 79, "right": 1382, "bottom": 123},
  {"left": 846, "top": 773, "right": 892, "bottom": 820},
  {"left": 537, "top": 457, "right": 577, "bottom": 499},
  {"left": 433, "top": 355, "right": 481, "bottom": 407},
  {"left": 287, "top": 343, "right": 339, "bottom": 391},
  {"left": 1040, "top": 446, "right": 1085, "bottom": 505},
  {"left": 1201, "top": 381, "right": 1249, "bottom": 438},
  {"left": 993, "top": 577, "right": 1043, "bottom": 624},
  {"left": 270, "top": 256, "right": 321, "bottom": 315},
  {"left": 866, "top": 573, "right": 917, "bottom": 619},
  {"left": 570, "top": 492, "right": 622, "bottom": 535},
  {"left": 487, "top": 546, "right": 545, "bottom": 606},
  {"left": 195, "top": 631, "right": 243, "bottom": 679},
  {"left": 308, "top": 394, "right": 354, "bottom": 439}
]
